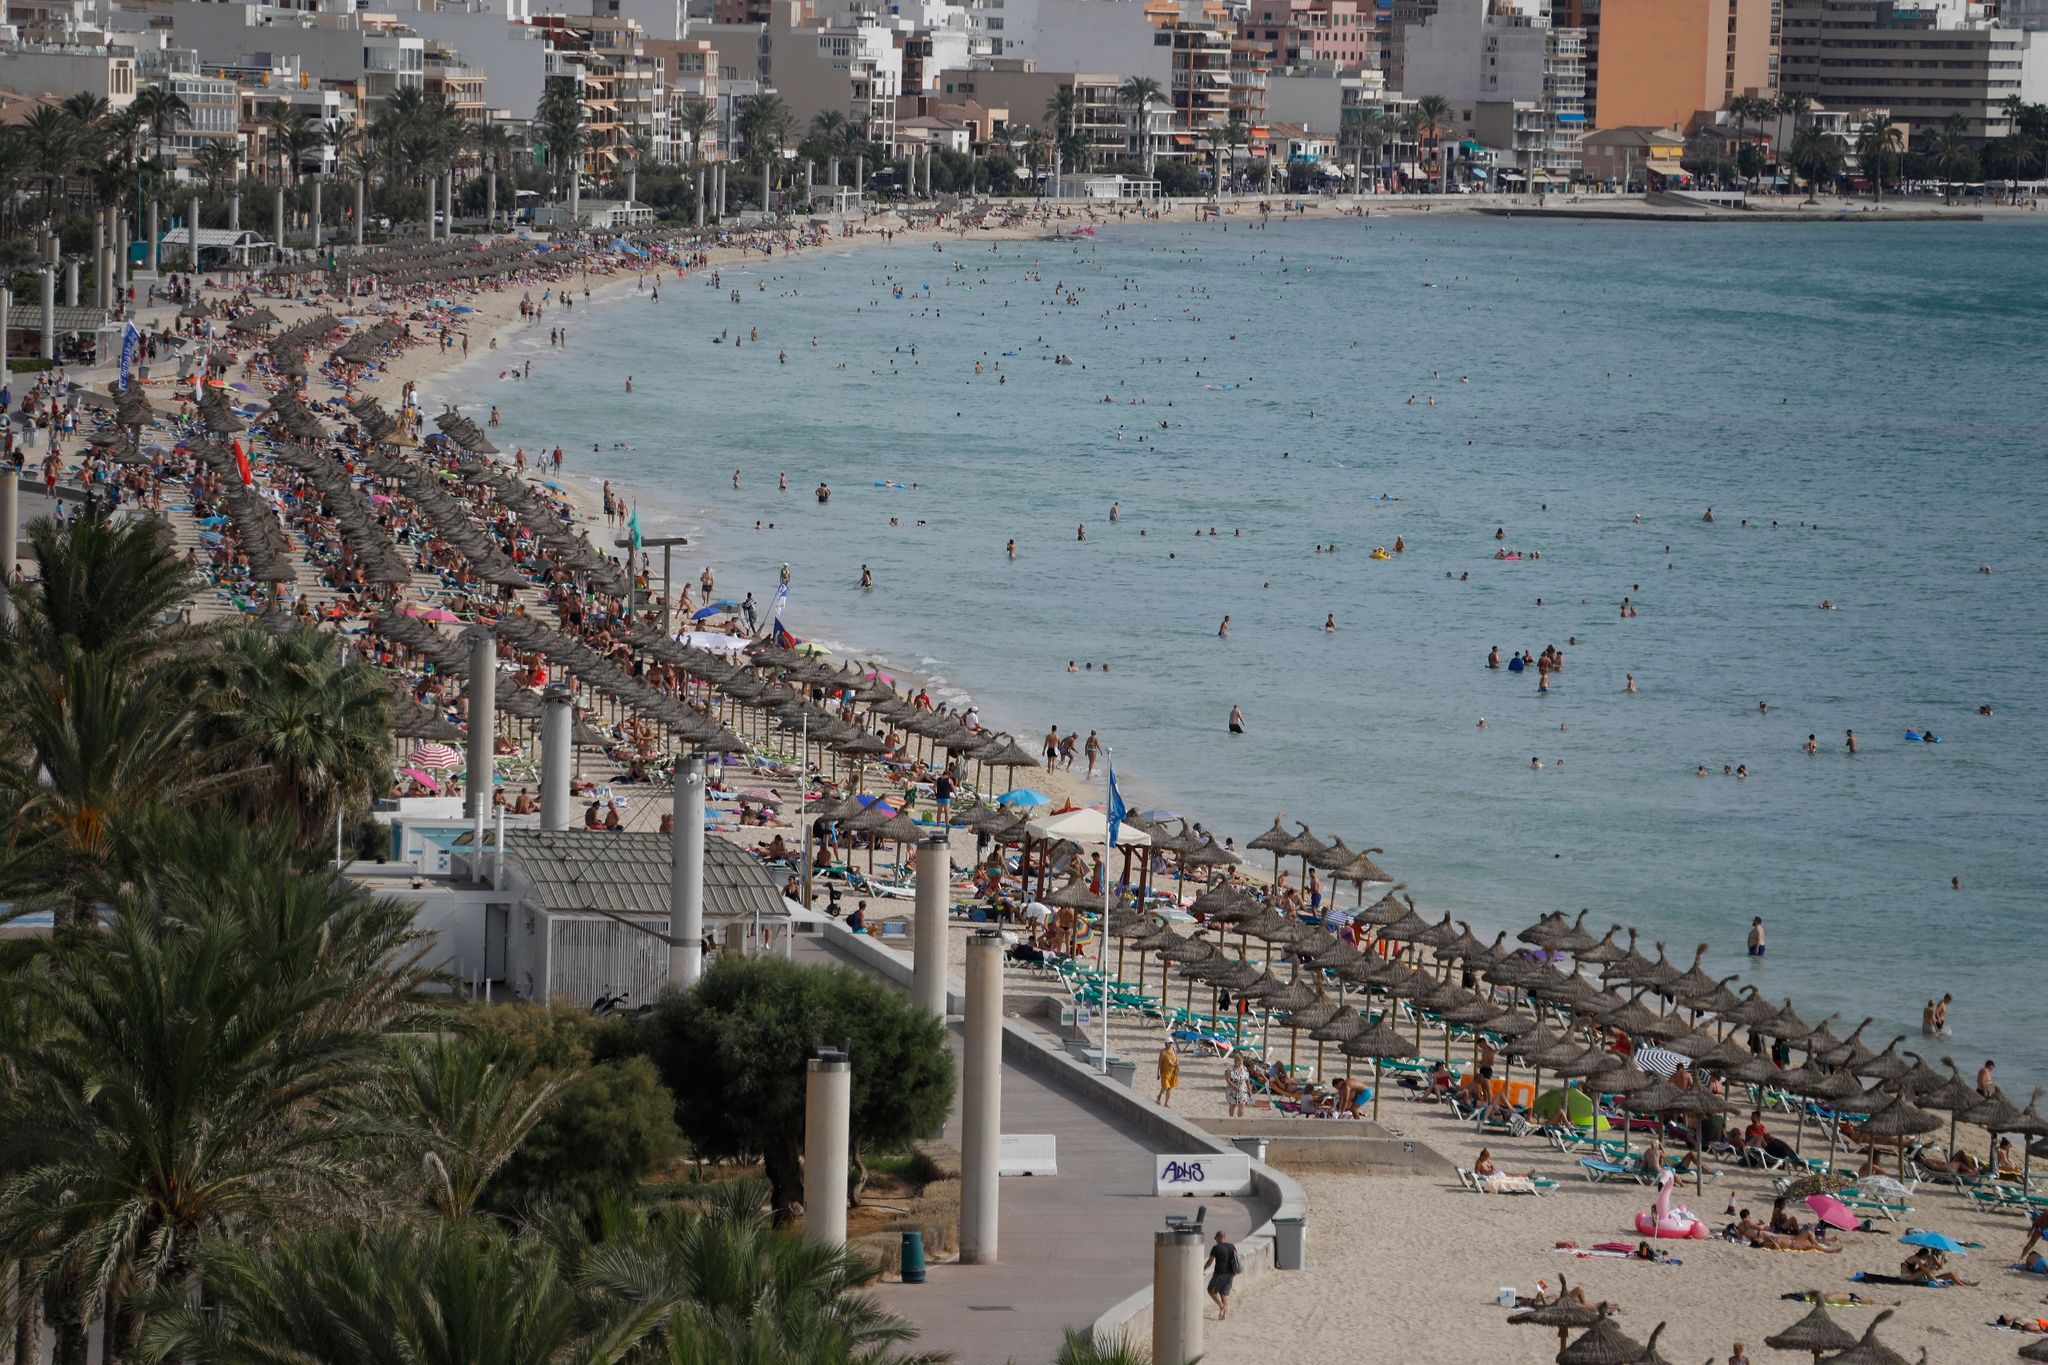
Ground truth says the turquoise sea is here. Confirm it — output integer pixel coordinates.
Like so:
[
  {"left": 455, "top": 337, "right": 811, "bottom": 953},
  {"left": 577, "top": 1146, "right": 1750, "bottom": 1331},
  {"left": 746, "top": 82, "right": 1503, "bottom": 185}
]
[{"left": 435, "top": 215, "right": 2048, "bottom": 1081}]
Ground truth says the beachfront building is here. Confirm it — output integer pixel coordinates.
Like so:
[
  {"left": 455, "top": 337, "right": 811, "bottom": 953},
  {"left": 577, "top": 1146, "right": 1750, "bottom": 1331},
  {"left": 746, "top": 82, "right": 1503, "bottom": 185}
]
[
  {"left": 134, "top": 45, "right": 243, "bottom": 177},
  {"left": 141, "top": 3, "right": 428, "bottom": 115},
  {"left": 688, "top": 0, "right": 904, "bottom": 150},
  {"left": 1238, "top": 0, "right": 1378, "bottom": 72},
  {"left": 1780, "top": 0, "right": 2042, "bottom": 140},
  {"left": 1400, "top": 0, "right": 1585, "bottom": 181},
  {"left": 1589, "top": 0, "right": 1776, "bottom": 130},
  {"left": 1577, "top": 122, "right": 1685, "bottom": 185},
  {"left": 0, "top": 39, "right": 138, "bottom": 110},
  {"left": 934, "top": 61, "right": 1136, "bottom": 159}
]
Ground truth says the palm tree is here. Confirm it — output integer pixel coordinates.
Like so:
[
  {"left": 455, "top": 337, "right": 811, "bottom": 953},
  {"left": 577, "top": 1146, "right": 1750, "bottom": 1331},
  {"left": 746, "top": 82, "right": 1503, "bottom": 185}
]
[
  {"left": 138, "top": 1221, "right": 662, "bottom": 1365},
  {"left": 1054, "top": 1327, "right": 1154, "bottom": 1365},
  {"left": 2, "top": 499, "right": 205, "bottom": 673},
  {"left": 1045, "top": 87, "right": 1082, "bottom": 186},
  {"left": 1342, "top": 106, "right": 1395, "bottom": 194},
  {"left": 537, "top": 78, "right": 587, "bottom": 206},
  {"left": 0, "top": 830, "right": 435, "bottom": 1355},
  {"left": 385, "top": 1037, "right": 562, "bottom": 1221},
  {"left": 1117, "top": 76, "right": 1163, "bottom": 177},
  {"left": 677, "top": 99, "right": 717, "bottom": 171},
  {"left": 1774, "top": 89, "right": 1814, "bottom": 141},
  {"left": 809, "top": 109, "right": 847, "bottom": 185},
  {"left": 193, "top": 624, "right": 392, "bottom": 848},
  {"left": 194, "top": 138, "right": 241, "bottom": 196},
  {"left": 1216, "top": 118, "right": 1249, "bottom": 195},
  {"left": 20, "top": 105, "right": 77, "bottom": 228},
  {"left": 1414, "top": 94, "right": 1452, "bottom": 194},
  {"left": 1788, "top": 125, "right": 1844, "bottom": 204},
  {"left": 569, "top": 1181, "right": 943, "bottom": 1364},
  {"left": 1855, "top": 113, "right": 1903, "bottom": 205},
  {"left": 129, "top": 86, "right": 191, "bottom": 168},
  {"left": 469, "top": 119, "right": 511, "bottom": 223}
]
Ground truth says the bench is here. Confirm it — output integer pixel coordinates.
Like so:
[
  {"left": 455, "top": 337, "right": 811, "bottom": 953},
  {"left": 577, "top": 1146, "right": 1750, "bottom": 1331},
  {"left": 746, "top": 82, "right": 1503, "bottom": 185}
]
[{"left": 998, "top": 1133, "right": 1058, "bottom": 1177}]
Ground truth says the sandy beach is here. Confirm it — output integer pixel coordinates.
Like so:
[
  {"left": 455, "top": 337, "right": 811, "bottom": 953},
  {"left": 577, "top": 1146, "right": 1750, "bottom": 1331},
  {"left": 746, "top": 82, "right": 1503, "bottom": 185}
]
[{"left": 77, "top": 195, "right": 2048, "bottom": 1365}]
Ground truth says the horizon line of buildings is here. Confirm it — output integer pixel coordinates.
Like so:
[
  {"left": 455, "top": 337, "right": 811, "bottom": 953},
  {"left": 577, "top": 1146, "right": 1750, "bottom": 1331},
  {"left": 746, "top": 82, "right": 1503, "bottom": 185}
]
[{"left": 2, "top": 0, "right": 2044, "bottom": 192}]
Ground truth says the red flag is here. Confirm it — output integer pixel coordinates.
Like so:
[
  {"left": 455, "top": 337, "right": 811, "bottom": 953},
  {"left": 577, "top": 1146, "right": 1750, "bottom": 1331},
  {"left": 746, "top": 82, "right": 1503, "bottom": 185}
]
[{"left": 232, "top": 438, "right": 253, "bottom": 487}]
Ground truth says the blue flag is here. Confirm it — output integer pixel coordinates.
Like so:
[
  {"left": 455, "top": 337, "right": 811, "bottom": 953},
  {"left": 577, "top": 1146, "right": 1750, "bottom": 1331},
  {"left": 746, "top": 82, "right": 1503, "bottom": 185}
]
[{"left": 1105, "top": 759, "right": 1126, "bottom": 848}]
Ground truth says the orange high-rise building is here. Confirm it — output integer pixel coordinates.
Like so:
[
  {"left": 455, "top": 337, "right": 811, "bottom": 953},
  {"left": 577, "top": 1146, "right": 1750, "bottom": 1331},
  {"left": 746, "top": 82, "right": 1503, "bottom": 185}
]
[{"left": 1593, "top": 0, "right": 1776, "bottom": 130}]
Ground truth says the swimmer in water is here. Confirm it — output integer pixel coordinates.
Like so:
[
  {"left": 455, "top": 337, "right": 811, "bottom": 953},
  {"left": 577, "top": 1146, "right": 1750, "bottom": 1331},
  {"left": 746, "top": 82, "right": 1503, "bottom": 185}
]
[
  {"left": 1006, "top": 539, "right": 1016, "bottom": 560},
  {"left": 1626, "top": 673, "right": 1637, "bottom": 693},
  {"left": 1218, "top": 616, "right": 1230, "bottom": 639},
  {"left": 1324, "top": 614, "right": 1336, "bottom": 632}
]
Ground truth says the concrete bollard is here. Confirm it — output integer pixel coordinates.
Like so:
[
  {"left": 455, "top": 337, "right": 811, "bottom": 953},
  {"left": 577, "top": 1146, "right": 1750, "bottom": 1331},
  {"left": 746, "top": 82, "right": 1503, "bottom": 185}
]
[
  {"left": 959, "top": 929, "right": 1004, "bottom": 1264},
  {"left": 911, "top": 832, "right": 950, "bottom": 1016},
  {"left": 1151, "top": 1229, "right": 1206, "bottom": 1365},
  {"left": 669, "top": 752, "right": 706, "bottom": 986},
  {"left": 803, "top": 1050, "right": 852, "bottom": 1247}
]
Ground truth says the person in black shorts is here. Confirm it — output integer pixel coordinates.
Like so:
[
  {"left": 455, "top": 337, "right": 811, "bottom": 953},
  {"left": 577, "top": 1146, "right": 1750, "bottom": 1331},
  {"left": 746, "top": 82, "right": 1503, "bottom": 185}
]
[{"left": 1204, "top": 1231, "right": 1241, "bottom": 1319}]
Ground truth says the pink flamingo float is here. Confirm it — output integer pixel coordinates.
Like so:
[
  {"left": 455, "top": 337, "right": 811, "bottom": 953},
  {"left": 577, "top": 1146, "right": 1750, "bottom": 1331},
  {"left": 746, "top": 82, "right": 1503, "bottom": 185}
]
[{"left": 1634, "top": 1168, "right": 1710, "bottom": 1240}]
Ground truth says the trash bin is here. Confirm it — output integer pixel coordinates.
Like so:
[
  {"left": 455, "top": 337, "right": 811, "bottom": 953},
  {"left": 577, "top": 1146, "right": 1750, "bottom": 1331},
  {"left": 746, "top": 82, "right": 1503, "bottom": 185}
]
[
  {"left": 1107, "top": 1058, "right": 1137, "bottom": 1089},
  {"left": 1272, "top": 1215, "right": 1306, "bottom": 1271},
  {"left": 899, "top": 1230, "right": 927, "bottom": 1284},
  {"left": 1231, "top": 1136, "right": 1269, "bottom": 1162}
]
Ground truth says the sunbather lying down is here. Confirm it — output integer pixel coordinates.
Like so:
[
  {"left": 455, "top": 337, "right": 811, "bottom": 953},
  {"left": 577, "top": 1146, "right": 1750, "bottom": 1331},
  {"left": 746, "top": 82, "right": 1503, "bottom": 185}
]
[
  {"left": 1853, "top": 1248, "right": 1980, "bottom": 1288},
  {"left": 1735, "top": 1214, "right": 1841, "bottom": 1252},
  {"left": 1995, "top": 1315, "right": 2048, "bottom": 1334},
  {"left": 1783, "top": 1289, "right": 1900, "bottom": 1308},
  {"left": 1517, "top": 1284, "right": 1620, "bottom": 1315}
]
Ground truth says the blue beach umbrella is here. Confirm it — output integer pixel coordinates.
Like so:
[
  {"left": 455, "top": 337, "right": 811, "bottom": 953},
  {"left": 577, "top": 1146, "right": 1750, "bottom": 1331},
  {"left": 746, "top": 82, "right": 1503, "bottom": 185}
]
[
  {"left": 997, "top": 789, "right": 1051, "bottom": 807},
  {"left": 1898, "top": 1230, "right": 1966, "bottom": 1254},
  {"left": 692, "top": 601, "right": 740, "bottom": 619}
]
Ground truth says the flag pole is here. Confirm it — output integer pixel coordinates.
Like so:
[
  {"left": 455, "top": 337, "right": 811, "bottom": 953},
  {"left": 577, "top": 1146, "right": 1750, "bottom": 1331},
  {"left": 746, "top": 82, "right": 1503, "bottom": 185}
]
[{"left": 1100, "top": 749, "right": 1120, "bottom": 1075}]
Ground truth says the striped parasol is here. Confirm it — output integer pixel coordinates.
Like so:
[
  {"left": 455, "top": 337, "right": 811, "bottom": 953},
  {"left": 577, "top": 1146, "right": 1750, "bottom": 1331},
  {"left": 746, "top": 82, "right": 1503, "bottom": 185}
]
[{"left": 406, "top": 742, "right": 463, "bottom": 770}]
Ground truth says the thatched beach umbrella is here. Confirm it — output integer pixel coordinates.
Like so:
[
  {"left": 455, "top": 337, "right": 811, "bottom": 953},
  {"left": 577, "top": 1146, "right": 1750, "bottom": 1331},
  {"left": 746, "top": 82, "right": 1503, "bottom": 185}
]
[
  {"left": 2021, "top": 1338, "right": 2048, "bottom": 1363},
  {"left": 1818, "top": 1309, "right": 1912, "bottom": 1365},
  {"left": 1857, "top": 1087, "right": 1940, "bottom": 1182},
  {"left": 1555, "top": 1313, "right": 1644, "bottom": 1365},
  {"left": 1307, "top": 1006, "right": 1363, "bottom": 1082},
  {"left": 1506, "top": 1274, "right": 1600, "bottom": 1353},
  {"left": 1247, "top": 816, "right": 1294, "bottom": 881},
  {"left": 1338, "top": 1015, "right": 1415, "bottom": 1120}
]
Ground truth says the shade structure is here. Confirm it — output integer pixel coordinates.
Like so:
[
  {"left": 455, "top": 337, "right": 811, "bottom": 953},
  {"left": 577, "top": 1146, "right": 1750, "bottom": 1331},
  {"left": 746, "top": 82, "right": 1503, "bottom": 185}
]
[
  {"left": 1355, "top": 885, "right": 1410, "bottom": 927},
  {"left": 1555, "top": 1314, "right": 1644, "bottom": 1365},
  {"left": 1026, "top": 806, "right": 1152, "bottom": 847},
  {"left": 1519, "top": 911, "right": 1571, "bottom": 947},
  {"left": 1817, "top": 1309, "right": 1912, "bottom": 1365},
  {"left": 406, "top": 741, "right": 463, "bottom": 770},
  {"left": 1247, "top": 816, "right": 1294, "bottom": 878},
  {"left": 1631, "top": 1324, "right": 1676, "bottom": 1365},
  {"left": 1547, "top": 910, "right": 1604, "bottom": 957},
  {"left": 1506, "top": 1273, "right": 1601, "bottom": 1352},
  {"left": 1574, "top": 926, "right": 1627, "bottom": 966},
  {"left": 2022, "top": 1337, "right": 2048, "bottom": 1363},
  {"left": 1856, "top": 1039, "right": 1914, "bottom": 1085},
  {"left": 1338, "top": 1015, "right": 1416, "bottom": 1120}
]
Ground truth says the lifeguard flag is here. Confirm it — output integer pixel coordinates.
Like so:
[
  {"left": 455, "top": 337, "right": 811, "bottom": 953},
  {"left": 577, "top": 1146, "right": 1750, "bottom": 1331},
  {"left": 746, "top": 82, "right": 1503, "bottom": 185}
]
[{"left": 231, "top": 438, "right": 253, "bottom": 487}]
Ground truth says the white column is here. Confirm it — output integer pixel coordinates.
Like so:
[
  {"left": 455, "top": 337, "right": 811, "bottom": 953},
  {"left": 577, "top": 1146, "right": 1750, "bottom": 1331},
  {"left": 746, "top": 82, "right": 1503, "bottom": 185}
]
[
  {"left": 464, "top": 630, "right": 496, "bottom": 819},
  {"left": 960, "top": 928, "right": 1004, "bottom": 1264},
  {"left": 1152, "top": 1230, "right": 1206, "bottom": 1365},
  {"left": 229, "top": 187, "right": 241, "bottom": 233},
  {"left": 38, "top": 268, "right": 55, "bottom": 361},
  {"left": 63, "top": 260, "right": 78, "bottom": 308},
  {"left": 92, "top": 217, "right": 105, "bottom": 310},
  {"left": 189, "top": 194, "right": 203, "bottom": 272},
  {"left": 311, "top": 176, "right": 323, "bottom": 250},
  {"left": 425, "top": 176, "right": 437, "bottom": 242},
  {"left": 803, "top": 1050, "right": 852, "bottom": 1247},
  {"left": 147, "top": 199, "right": 159, "bottom": 272},
  {"left": 539, "top": 684, "right": 573, "bottom": 830},
  {"left": 0, "top": 463, "right": 18, "bottom": 626},
  {"left": 911, "top": 831, "right": 950, "bottom": 1017},
  {"left": 354, "top": 178, "right": 365, "bottom": 246},
  {"left": 669, "top": 751, "right": 706, "bottom": 986}
]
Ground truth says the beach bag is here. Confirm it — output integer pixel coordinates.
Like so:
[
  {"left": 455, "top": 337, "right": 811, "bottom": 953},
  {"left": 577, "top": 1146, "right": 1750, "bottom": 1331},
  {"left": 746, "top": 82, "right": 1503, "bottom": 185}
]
[{"left": 1496, "top": 1287, "right": 1518, "bottom": 1308}]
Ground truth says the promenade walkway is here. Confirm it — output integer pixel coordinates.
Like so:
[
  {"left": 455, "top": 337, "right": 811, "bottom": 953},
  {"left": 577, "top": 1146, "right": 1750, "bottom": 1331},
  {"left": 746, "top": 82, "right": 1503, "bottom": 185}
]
[{"left": 796, "top": 933, "right": 1258, "bottom": 1364}]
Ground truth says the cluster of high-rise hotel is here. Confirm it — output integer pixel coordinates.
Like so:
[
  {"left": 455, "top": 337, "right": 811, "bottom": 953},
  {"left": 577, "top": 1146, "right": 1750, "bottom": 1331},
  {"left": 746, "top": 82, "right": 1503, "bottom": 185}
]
[{"left": 1, "top": 0, "right": 2042, "bottom": 193}]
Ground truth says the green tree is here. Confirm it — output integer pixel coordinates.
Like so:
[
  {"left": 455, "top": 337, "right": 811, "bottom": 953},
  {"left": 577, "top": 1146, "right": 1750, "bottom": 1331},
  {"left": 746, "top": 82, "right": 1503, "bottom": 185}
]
[
  {"left": 1788, "top": 126, "right": 1843, "bottom": 203},
  {"left": 139, "top": 1220, "right": 667, "bottom": 1365},
  {"left": 464, "top": 1005, "right": 683, "bottom": 1216},
  {"left": 1855, "top": 113, "right": 1903, "bottom": 205},
  {"left": 130, "top": 85, "right": 191, "bottom": 166},
  {"left": 385, "top": 1036, "right": 564, "bottom": 1221},
  {"left": 194, "top": 623, "right": 392, "bottom": 848},
  {"left": 1054, "top": 1327, "right": 1161, "bottom": 1365},
  {"left": 1117, "top": 77, "right": 1163, "bottom": 177},
  {"left": 1414, "top": 94, "right": 1453, "bottom": 194},
  {"left": 635, "top": 959, "right": 954, "bottom": 1220},
  {"left": 0, "top": 822, "right": 436, "bottom": 1357},
  {"left": 537, "top": 78, "right": 587, "bottom": 205},
  {"left": 1342, "top": 106, "right": 1394, "bottom": 194},
  {"left": 568, "top": 1181, "right": 943, "bottom": 1365}
]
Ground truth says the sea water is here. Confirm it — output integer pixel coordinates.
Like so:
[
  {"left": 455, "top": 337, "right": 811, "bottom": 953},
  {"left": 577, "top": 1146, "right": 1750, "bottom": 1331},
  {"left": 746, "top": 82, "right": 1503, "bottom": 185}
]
[{"left": 435, "top": 215, "right": 2048, "bottom": 1079}]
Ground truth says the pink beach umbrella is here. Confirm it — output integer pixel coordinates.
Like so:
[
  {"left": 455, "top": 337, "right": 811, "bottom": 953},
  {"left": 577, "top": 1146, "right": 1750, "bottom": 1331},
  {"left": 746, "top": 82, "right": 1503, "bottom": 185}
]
[
  {"left": 1804, "top": 1194, "right": 1859, "bottom": 1231},
  {"left": 400, "top": 767, "right": 442, "bottom": 793},
  {"left": 406, "top": 742, "right": 463, "bottom": 771}
]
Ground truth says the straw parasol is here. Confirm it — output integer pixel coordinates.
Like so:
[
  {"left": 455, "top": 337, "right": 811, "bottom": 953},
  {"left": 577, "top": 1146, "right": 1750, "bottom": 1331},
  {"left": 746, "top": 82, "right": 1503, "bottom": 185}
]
[
  {"left": 1766, "top": 1298, "right": 1859, "bottom": 1365},
  {"left": 1960, "top": 1086, "right": 2027, "bottom": 1173},
  {"left": 1506, "top": 1274, "right": 1601, "bottom": 1352},
  {"left": 1555, "top": 1313, "right": 1644, "bottom": 1365},
  {"left": 1855, "top": 1087, "right": 1940, "bottom": 1184},
  {"left": 1247, "top": 816, "right": 1294, "bottom": 880},
  {"left": 1631, "top": 1323, "right": 1675, "bottom": 1365},
  {"left": 1519, "top": 911, "right": 1570, "bottom": 947},
  {"left": 2021, "top": 1338, "right": 2048, "bottom": 1363},
  {"left": 1338, "top": 1015, "right": 1416, "bottom": 1120},
  {"left": 1817, "top": 1309, "right": 1912, "bottom": 1365}
]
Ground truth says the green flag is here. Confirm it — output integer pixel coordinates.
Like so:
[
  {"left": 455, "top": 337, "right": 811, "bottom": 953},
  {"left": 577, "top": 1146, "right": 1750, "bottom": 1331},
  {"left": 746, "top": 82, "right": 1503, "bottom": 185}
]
[{"left": 628, "top": 506, "right": 642, "bottom": 551}]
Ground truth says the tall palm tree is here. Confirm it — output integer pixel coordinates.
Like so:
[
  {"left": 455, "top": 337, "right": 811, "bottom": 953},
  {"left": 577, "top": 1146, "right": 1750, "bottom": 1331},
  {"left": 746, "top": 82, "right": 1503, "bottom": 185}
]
[
  {"left": 1342, "top": 106, "right": 1395, "bottom": 194},
  {"left": 1774, "top": 89, "right": 1814, "bottom": 140},
  {"left": 677, "top": 99, "right": 717, "bottom": 172},
  {"left": 809, "top": 109, "right": 847, "bottom": 185},
  {"left": 537, "top": 78, "right": 586, "bottom": 206},
  {"left": 20, "top": 106, "right": 77, "bottom": 228},
  {"left": 129, "top": 86, "right": 191, "bottom": 168},
  {"left": 2, "top": 500, "right": 206, "bottom": 673},
  {"left": 1414, "top": 94, "right": 1452, "bottom": 194},
  {"left": 1855, "top": 113, "right": 1903, "bottom": 205},
  {"left": 1117, "top": 76, "right": 1163, "bottom": 177},
  {"left": 194, "top": 138, "right": 241, "bottom": 196}
]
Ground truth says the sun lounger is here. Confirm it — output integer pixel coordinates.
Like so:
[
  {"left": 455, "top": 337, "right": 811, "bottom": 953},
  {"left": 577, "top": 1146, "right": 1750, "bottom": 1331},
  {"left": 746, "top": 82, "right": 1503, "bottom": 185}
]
[
  {"left": 1458, "top": 1168, "right": 1558, "bottom": 1196},
  {"left": 1579, "top": 1156, "right": 1648, "bottom": 1185}
]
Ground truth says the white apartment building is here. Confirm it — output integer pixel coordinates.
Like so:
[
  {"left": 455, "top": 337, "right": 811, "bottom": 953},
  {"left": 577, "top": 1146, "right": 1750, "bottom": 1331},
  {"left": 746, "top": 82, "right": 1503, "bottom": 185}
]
[{"left": 1400, "top": 0, "right": 1583, "bottom": 175}]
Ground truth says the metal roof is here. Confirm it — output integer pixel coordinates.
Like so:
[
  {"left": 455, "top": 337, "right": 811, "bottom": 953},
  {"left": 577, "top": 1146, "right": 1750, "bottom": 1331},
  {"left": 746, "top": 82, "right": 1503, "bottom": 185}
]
[
  {"left": 16, "top": 305, "right": 112, "bottom": 335},
  {"left": 491, "top": 829, "right": 786, "bottom": 922},
  {"left": 158, "top": 227, "right": 272, "bottom": 247}
]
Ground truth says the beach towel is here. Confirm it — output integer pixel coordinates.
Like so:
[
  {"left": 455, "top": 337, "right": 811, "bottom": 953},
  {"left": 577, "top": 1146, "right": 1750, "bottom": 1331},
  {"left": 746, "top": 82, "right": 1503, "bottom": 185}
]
[
  {"left": 1851, "top": 1272, "right": 1957, "bottom": 1287},
  {"left": 1479, "top": 1175, "right": 1537, "bottom": 1195}
]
